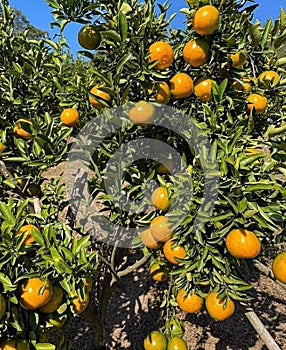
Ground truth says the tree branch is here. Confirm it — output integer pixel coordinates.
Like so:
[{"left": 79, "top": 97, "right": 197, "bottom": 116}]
[{"left": 117, "top": 253, "right": 151, "bottom": 278}]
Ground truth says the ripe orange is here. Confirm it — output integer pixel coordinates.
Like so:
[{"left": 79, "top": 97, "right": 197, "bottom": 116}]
[
  {"left": 150, "top": 216, "right": 173, "bottom": 242},
  {"left": 0, "top": 294, "right": 6, "bottom": 320},
  {"left": 170, "top": 73, "right": 193, "bottom": 99},
  {"left": 233, "top": 77, "right": 252, "bottom": 93},
  {"left": 39, "top": 285, "right": 64, "bottom": 313},
  {"left": 156, "top": 160, "right": 174, "bottom": 174},
  {"left": 230, "top": 52, "right": 247, "bottom": 68},
  {"left": 20, "top": 278, "right": 52, "bottom": 310},
  {"left": 14, "top": 118, "right": 33, "bottom": 140},
  {"left": 206, "top": 291, "right": 235, "bottom": 321},
  {"left": 144, "top": 331, "right": 167, "bottom": 350},
  {"left": 167, "top": 337, "right": 188, "bottom": 350},
  {"left": 0, "top": 142, "right": 5, "bottom": 153},
  {"left": 60, "top": 108, "right": 79, "bottom": 127},
  {"left": 89, "top": 85, "right": 111, "bottom": 108},
  {"left": 149, "top": 82, "right": 171, "bottom": 104},
  {"left": 151, "top": 187, "right": 170, "bottom": 211},
  {"left": 17, "top": 224, "right": 40, "bottom": 246},
  {"left": 150, "top": 263, "right": 169, "bottom": 282},
  {"left": 258, "top": 70, "right": 280, "bottom": 88},
  {"left": 140, "top": 228, "right": 161, "bottom": 249},
  {"left": 272, "top": 252, "right": 286, "bottom": 283},
  {"left": 0, "top": 339, "right": 29, "bottom": 350},
  {"left": 194, "top": 78, "right": 213, "bottom": 102},
  {"left": 71, "top": 292, "right": 89, "bottom": 314},
  {"left": 246, "top": 93, "right": 267, "bottom": 114},
  {"left": 226, "top": 228, "right": 261, "bottom": 259},
  {"left": 183, "top": 39, "right": 210, "bottom": 67},
  {"left": 163, "top": 240, "right": 187, "bottom": 265},
  {"left": 176, "top": 289, "right": 203, "bottom": 313},
  {"left": 78, "top": 25, "right": 101, "bottom": 50},
  {"left": 193, "top": 5, "right": 220, "bottom": 35},
  {"left": 148, "top": 41, "right": 174, "bottom": 70},
  {"left": 128, "top": 101, "right": 155, "bottom": 125}
]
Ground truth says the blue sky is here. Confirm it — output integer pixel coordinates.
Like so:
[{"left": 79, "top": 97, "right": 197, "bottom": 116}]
[{"left": 9, "top": 0, "right": 285, "bottom": 57}]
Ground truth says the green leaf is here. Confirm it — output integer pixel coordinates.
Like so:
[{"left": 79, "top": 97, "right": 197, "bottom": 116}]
[
  {"left": 119, "top": 12, "right": 128, "bottom": 41},
  {"left": 261, "top": 19, "right": 272, "bottom": 48},
  {"left": 0, "top": 202, "right": 15, "bottom": 224},
  {"left": 35, "top": 344, "right": 56, "bottom": 350}
]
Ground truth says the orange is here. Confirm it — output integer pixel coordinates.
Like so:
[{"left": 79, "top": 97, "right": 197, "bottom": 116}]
[
  {"left": 17, "top": 224, "right": 40, "bottom": 246},
  {"left": 14, "top": 118, "right": 32, "bottom": 140},
  {"left": 140, "top": 228, "right": 161, "bottom": 249},
  {"left": 128, "top": 101, "right": 155, "bottom": 125},
  {"left": 20, "top": 278, "right": 52, "bottom": 310},
  {"left": 194, "top": 78, "right": 213, "bottom": 102},
  {"left": 0, "top": 339, "right": 29, "bottom": 350},
  {"left": 144, "top": 331, "right": 167, "bottom": 350},
  {"left": 170, "top": 73, "right": 193, "bottom": 99},
  {"left": 205, "top": 291, "right": 235, "bottom": 321},
  {"left": 60, "top": 108, "right": 79, "bottom": 127},
  {"left": 246, "top": 93, "right": 267, "bottom": 114},
  {"left": 72, "top": 292, "right": 89, "bottom": 314},
  {"left": 225, "top": 228, "right": 261, "bottom": 258},
  {"left": 272, "top": 252, "right": 286, "bottom": 283},
  {"left": 258, "top": 70, "right": 280, "bottom": 88},
  {"left": 0, "top": 294, "right": 6, "bottom": 320},
  {"left": 0, "top": 142, "right": 5, "bottom": 153},
  {"left": 176, "top": 289, "right": 203, "bottom": 313},
  {"left": 183, "top": 39, "right": 210, "bottom": 67},
  {"left": 39, "top": 285, "right": 64, "bottom": 313},
  {"left": 150, "top": 216, "right": 173, "bottom": 242},
  {"left": 78, "top": 25, "right": 101, "bottom": 50},
  {"left": 151, "top": 187, "right": 170, "bottom": 211},
  {"left": 89, "top": 85, "right": 111, "bottom": 108},
  {"left": 163, "top": 240, "right": 187, "bottom": 265},
  {"left": 193, "top": 5, "right": 220, "bottom": 35},
  {"left": 167, "top": 337, "right": 188, "bottom": 350},
  {"left": 149, "top": 82, "right": 171, "bottom": 104},
  {"left": 148, "top": 41, "right": 174, "bottom": 70},
  {"left": 156, "top": 160, "right": 174, "bottom": 174},
  {"left": 233, "top": 78, "right": 252, "bottom": 93},
  {"left": 150, "top": 263, "right": 169, "bottom": 282},
  {"left": 230, "top": 52, "right": 247, "bottom": 68}
]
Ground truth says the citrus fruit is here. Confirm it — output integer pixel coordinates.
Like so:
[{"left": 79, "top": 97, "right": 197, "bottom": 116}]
[
  {"left": 193, "top": 5, "right": 220, "bottom": 35},
  {"left": 205, "top": 291, "right": 235, "bottom": 321},
  {"left": 233, "top": 78, "right": 252, "bottom": 93},
  {"left": 0, "top": 142, "right": 5, "bottom": 153},
  {"left": 140, "top": 228, "right": 161, "bottom": 249},
  {"left": 225, "top": 228, "right": 261, "bottom": 258},
  {"left": 176, "top": 289, "right": 203, "bottom": 313},
  {"left": 39, "top": 285, "right": 64, "bottom": 313},
  {"left": 151, "top": 187, "right": 170, "bottom": 211},
  {"left": 0, "top": 294, "right": 6, "bottom": 320},
  {"left": 194, "top": 78, "right": 213, "bottom": 102},
  {"left": 246, "top": 93, "right": 267, "bottom": 114},
  {"left": 0, "top": 339, "right": 29, "bottom": 350},
  {"left": 156, "top": 160, "right": 174, "bottom": 174},
  {"left": 14, "top": 118, "right": 32, "bottom": 140},
  {"left": 258, "top": 70, "right": 280, "bottom": 88},
  {"left": 17, "top": 224, "right": 40, "bottom": 246},
  {"left": 144, "top": 331, "right": 167, "bottom": 350},
  {"left": 78, "top": 25, "right": 101, "bottom": 50},
  {"left": 128, "top": 101, "right": 155, "bottom": 125},
  {"left": 183, "top": 39, "right": 210, "bottom": 67},
  {"left": 150, "top": 216, "right": 173, "bottom": 242},
  {"left": 72, "top": 292, "right": 89, "bottom": 314},
  {"left": 20, "top": 278, "right": 52, "bottom": 310},
  {"left": 60, "top": 108, "right": 79, "bottom": 127},
  {"left": 272, "top": 252, "right": 286, "bottom": 283},
  {"left": 167, "top": 336, "right": 188, "bottom": 350},
  {"left": 149, "top": 82, "right": 171, "bottom": 104},
  {"left": 170, "top": 73, "right": 193, "bottom": 99},
  {"left": 230, "top": 52, "right": 247, "bottom": 68},
  {"left": 148, "top": 41, "right": 174, "bottom": 70},
  {"left": 150, "top": 262, "right": 169, "bottom": 282},
  {"left": 89, "top": 85, "right": 111, "bottom": 108},
  {"left": 163, "top": 240, "right": 187, "bottom": 265}
]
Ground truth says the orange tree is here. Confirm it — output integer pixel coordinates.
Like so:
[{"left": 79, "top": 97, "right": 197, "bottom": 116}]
[{"left": 0, "top": 0, "right": 285, "bottom": 348}]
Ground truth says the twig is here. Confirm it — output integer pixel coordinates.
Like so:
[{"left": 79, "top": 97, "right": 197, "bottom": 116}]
[
  {"left": 117, "top": 253, "right": 151, "bottom": 278},
  {"left": 240, "top": 304, "right": 281, "bottom": 350},
  {"left": 33, "top": 197, "right": 41, "bottom": 215},
  {"left": 97, "top": 253, "right": 119, "bottom": 281},
  {"left": 110, "top": 241, "right": 118, "bottom": 272},
  {"left": 254, "top": 260, "right": 286, "bottom": 291}
]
